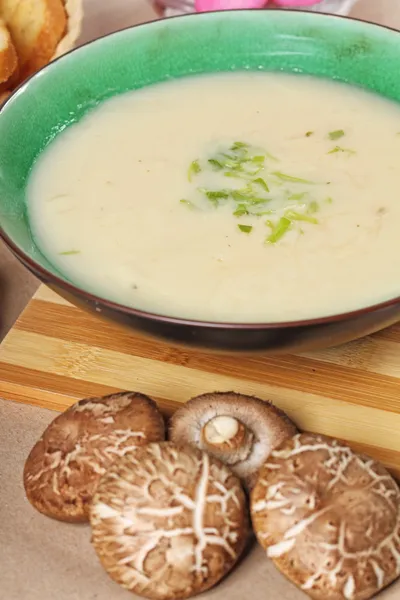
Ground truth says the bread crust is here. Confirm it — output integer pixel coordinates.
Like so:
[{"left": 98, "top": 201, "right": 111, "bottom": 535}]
[
  {"left": 0, "top": 18, "right": 17, "bottom": 85},
  {"left": 8, "top": 0, "right": 67, "bottom": 80},
  {"left": 0, "top": 0, "right": 82, "bottom": 95},
  {"left": 53, "top": 0, "right": 83, "bottom": 59}
]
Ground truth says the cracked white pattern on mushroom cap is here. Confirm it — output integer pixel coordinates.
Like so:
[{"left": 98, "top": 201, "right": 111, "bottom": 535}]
[
  {"left": 23, "top": 392, "right": 165, "bottom": 521},
  {"left": 90, "top": 442, "right": 248, "bottom": 600},
  {"left": 251, "top": 433, "right": 400, "bottom": 600},
  {"left": 73, "top": 394, "right": 133, "bottom": 416}
]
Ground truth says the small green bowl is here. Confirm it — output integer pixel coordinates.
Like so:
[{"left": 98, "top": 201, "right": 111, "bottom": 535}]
[{"left": 1, "top": 10, "right": 400, "bottom": 353}]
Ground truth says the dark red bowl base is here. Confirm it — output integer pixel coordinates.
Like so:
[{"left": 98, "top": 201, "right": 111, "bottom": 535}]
[{"left": 19, "top": 253, "right": 400, "bottom": 354}]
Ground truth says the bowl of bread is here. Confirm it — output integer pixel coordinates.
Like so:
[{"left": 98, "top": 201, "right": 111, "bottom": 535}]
[{"left": 0, "top": 0, "right": 83, "bottom": 104}]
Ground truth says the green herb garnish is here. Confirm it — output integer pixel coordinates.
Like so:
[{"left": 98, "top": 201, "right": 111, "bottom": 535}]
[
  {"left": 264, "top": 151, "right": 279, "bottom": 162},
  {"left": 199, "top": 189, "right": 230, "bottom": 204},
  {"left": 231, "top": 141, "right": 249, "bottom": 151},
  {"left": 188, "top": 160, "right": 201, "bottom": 181},
  {"left": 288, "top": 192, "right": 308, "bottom": 201},
  {"left": 249, "top": 197, "right": 270, "bottom": 205},
  {"left": 224, "top": 171, "right": 243, "bottom": 179},
  {"left": 305, "top": 131, "right": 314, "bottom": 137},
  {"left": 251, "top": 209, "right": 274, "bottom": 216},
  {"left": 328, "top": 129, "right": 345, "bottom": 141},
  {"left": 59, "top": 250, "right": 80, "bottom": 256},
  {"left": 265, "top": 217, "right": 291, "bottom": 244},
  {"left": 327, "top": 146, "right": 356, "bottom": 155},
  {"left": 272, "top": 171, "right": 314, "bottom": 184},
  {"left": 238, "top": 224, "right": 253, "bottom": 234},
  {"left": 307, "top": 200, "right": 319, "bottom": 214},
  {"left": 180, "top": 199, "right": 196, "bottom": 209},
  {"left": 231, "top": 189, "right": 252, "bottom": 202},
  {"left": 285, "top": 210, "right": 318, "bottom": 224},
  {"left": 208, "top": 158, "right": 224, "bottom": 170},
  {"left": 181, "top": 140, "right": 331, "bottom": 245},
  {"left": 251, "top": 155, "right": 266, "bottom": 164},
  {"left": 233, "top": 204, "right": 249, "bottom": 217},
  {"left": 253, "top": 177, "right": 269, "bottom": 193}
]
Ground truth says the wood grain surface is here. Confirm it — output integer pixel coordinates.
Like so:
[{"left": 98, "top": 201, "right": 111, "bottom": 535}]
[{"left": 0, "top": 284, "right": 399, "bottom": 477}]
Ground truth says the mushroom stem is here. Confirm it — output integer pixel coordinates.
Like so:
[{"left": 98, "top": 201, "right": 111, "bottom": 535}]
[
  {"left": 203, "top": 416, "right": 242, "bottom": 445},
  {"left": 201, "top": 416, "right": 254, "bottom": 465}
]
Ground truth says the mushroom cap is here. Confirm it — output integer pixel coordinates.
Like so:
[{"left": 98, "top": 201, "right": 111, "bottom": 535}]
[
  {"left": 251, "top": 433, "right": 400, "bottom": 600},
  {"left": 90, "top": 441, "right": 249, "bottom": 600},
  {"left": 23, "top": 391, "right": 165, "bottom": 522},
  {"left": 169, "top": 392, "right": 297, "bottom": 489}
]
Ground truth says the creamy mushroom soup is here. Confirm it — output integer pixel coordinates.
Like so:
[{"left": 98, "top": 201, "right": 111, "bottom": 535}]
[{"left": 27, "top": 73, "right": 400, "bottom": 323}]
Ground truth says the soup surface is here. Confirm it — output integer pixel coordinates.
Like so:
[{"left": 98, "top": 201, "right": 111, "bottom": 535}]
[{"left": 28, "top": 73, "right": 400, "bottom": 323}]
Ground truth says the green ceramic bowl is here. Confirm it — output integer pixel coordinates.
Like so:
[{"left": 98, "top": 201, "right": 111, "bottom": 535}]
[{"left": 1, "top": 10, "right": 400, "bottom": 353}]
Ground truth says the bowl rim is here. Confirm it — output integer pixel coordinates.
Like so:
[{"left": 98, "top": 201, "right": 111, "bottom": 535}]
[{"left": 1, "top": 9, "right": 400, "bottom": 331}]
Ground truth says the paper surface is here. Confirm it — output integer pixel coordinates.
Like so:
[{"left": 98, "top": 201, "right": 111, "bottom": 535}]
[{"left": 1, "top": 398, "right": 399, "bottom": 600}]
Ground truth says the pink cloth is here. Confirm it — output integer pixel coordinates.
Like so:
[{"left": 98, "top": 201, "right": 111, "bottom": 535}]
[
  {"left": 196, "top": 0, "right": 322, "bottom": 12},
  {"left": 274, "top": 0, "right": 322, "bottom": 5},
  {"left": 196, "top": 0, "right": 264, "bottom": 9}
]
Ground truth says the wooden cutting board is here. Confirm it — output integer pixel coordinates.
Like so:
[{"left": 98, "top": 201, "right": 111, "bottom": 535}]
[{"left": 1, "top": 284, "right": 399, "bottom": 478}]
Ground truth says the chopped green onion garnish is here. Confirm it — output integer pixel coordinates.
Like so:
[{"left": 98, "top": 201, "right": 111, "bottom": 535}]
[
  {"left": 328, "top": 129, "right": 345, "bottom": 141},
  {"left": 198, "top": 188, "right": 231, "bottom": 207},
  {"left": 188, "top": 160, "right": 201, "bottom": 179},
  {"left": 251, "top": 209, "right": 274, "bottom": 216},
  {"left": 265, "top": 217, "right": 291, "bottom": 244},
  {"left": 288, "top": 192, "right": 308, "bottom": 201},
  {"left": 264, "top": 151, "right": 279, "bottom": 162},
  {"left": 305, "top": 131, "right": 314, "bottom": 137},
  {"left": 224, "top": 171, "right": 243, "bottom": 179},
  {"left": 307, "top": 201, "right": 319, "bottom": 214},
  {"left": 183, "top": 140, "right": 328, "bottom": 245},
  {"left": 238, "top": 224, "right": 253, "bottom": 234},
  {"left": 180, "top": 199, "right": 196, "bottom": 209},
  {"left": 199, "top": 189, "right": 230, "bottom": 200},
  {"left": 253, "top": 177, "right": 269, "bottom": 192},
  {"left": 188, "top": 160, "right": 201, "bottom": 181},
  {"left": 285, "top": 210, "right": 318, "bottom": 224},
  {"left": 225, "top": 160, "right": 243, "bottom": 171},
  {"left": 233, "top": 204, "right": 249, "bottom": 217},
  {"left": 231, "top": 190, "right": 252, "bottom": 202},
  {"left": 327, "top": 146, "right": 356, "bottom": 155},
  {"left": 231, "top": 141, "right": 248, "bottom": 151},
  {"left": 208, "top": 158, "right": 224, "bottom": 170},
  {"left": 59, "top": 250, "right": 80, "bottom": 255},
  {"left": 272, "top": 171, "right": 314, "bottom": 184},
  {"left": 249, "top": 197, "right": 270, "bottom": 205}
]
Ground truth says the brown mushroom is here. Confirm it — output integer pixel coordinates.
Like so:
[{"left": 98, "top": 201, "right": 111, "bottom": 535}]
[
  {"left": 251, "top": 433, "right": 400, "bottom": 600},
  {"left": 169, "top": 392, "right": 297, "bottom": 489},
  {"left": 23, "top": 391, "right": 165, "bottom": 522},
  {"left": 90, "top": 441, "right": 249, "bottom": 600}
]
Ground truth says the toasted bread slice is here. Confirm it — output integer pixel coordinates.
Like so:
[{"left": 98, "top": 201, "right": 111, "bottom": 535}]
[
  {"left": 0, "top": 18, "right": 17, "bottom": 86},
  {"left": 0, "top": 0, "right": 19, "bottom": 23},
  {"left": 0, "top": 0, "right": 67, "bottom": 80},
  {"left": 53, "top": 0, "right": 83, "bottom": 59}
]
